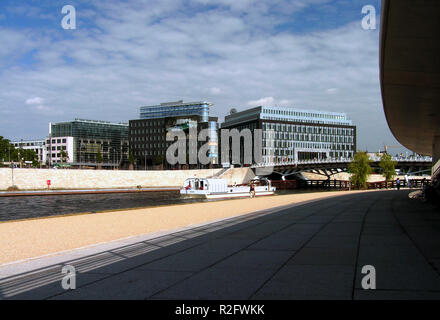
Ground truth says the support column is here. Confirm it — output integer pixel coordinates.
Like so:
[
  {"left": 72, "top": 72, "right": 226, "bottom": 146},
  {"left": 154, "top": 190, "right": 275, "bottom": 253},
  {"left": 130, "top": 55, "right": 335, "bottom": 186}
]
[{"left": 432, "top": 136, "right": 440, "bottom": 178}]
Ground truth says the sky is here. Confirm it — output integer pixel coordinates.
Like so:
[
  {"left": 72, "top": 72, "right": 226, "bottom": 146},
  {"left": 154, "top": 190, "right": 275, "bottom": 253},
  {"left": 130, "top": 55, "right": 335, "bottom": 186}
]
[{"left": 0, "top": 0, "right": 411, "bottom": 154}]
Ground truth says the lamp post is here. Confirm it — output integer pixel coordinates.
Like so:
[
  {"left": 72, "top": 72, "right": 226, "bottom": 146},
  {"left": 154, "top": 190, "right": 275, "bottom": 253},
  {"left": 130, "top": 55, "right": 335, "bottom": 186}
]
[{"left": 11, "top": 162, "right": 14, "bottom": 187}]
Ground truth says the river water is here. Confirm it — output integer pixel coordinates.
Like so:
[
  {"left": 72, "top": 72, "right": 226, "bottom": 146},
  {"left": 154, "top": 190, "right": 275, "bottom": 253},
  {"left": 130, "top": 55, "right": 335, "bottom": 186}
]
[{"left": 0, "top": 189, "right": 323, "bottom": 222}]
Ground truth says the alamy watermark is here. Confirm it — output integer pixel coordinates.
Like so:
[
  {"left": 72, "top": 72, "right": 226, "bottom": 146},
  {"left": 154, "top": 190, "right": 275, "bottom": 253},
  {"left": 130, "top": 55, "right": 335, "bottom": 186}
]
[
  {"left": 165, "top": 127, "right": 274, "bottom": 175},
  {"left": 361, "top": 265, "right": 376, "bottom": 289},
  {"left": 361, "top": 5, "right": 376, "bottom": 30},
  {"left": 61, "top": 5, "right": 76, "bottom": 30},
  {"left": 61, "top": 265, "right": 76, "bottom": 290}
]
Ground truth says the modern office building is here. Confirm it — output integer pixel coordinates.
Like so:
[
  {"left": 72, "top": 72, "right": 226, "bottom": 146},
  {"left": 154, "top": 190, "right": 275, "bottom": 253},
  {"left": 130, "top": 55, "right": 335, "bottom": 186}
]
[
  {"left": 48, "top": 119, "right": 129, "bottom": 167},
  {"left": 11, "top": 139, "right": 47, "bottom": 164},
  {"left": 140, "top": 100, "right": 211, "bottom": 122},
  {"left": 130, "top": 100, "right": 219, "bottom": 168},
  {"left": 221, "top": 106, "right": 356, "bottom": 165},
  {"left": 44, "top": 137, "right": 74, "bottom": 165}
]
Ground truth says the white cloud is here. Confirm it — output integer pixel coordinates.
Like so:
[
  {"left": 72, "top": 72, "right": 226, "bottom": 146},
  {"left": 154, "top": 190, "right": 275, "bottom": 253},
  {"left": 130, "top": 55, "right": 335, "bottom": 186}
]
[
  {"left": 248, "top": 97, "right": 292, "bottom": 107},
  {"left": 209, "top": 87, "right": 222, "bottom": 95},
  {"left": 25, "top": 97, "right": 44, "bottom": 105},
  {"left": 326, "top": 88, "right": 338, "bottom": 94},
  {"left": 248, "top": 97, "right": 273, "bottom": 107}
]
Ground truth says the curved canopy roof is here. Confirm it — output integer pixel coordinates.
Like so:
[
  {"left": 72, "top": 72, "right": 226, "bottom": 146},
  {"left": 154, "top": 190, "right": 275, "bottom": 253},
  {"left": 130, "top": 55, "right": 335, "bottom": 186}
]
[{"left": 380, "top": 0, "right": 440, "bottom": 155}]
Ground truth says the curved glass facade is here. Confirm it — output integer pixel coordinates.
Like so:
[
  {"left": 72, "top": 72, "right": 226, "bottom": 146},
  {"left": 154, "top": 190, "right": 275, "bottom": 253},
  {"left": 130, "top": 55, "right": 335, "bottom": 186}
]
[{"left": 140, "top": 100, "right": 211, "bottom": 122}]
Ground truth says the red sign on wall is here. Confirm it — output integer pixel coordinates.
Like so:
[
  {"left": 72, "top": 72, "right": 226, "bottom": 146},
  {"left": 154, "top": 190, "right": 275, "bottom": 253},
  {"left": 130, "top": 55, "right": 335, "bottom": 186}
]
[{"left": 47, "top": 180, "right": 51, "bottom": 186}]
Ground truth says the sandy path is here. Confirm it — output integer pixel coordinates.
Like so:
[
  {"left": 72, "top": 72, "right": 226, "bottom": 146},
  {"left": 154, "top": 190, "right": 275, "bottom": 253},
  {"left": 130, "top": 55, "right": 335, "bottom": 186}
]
[{"left": 0, "top": 190, "right": 368, "bottom": 265}]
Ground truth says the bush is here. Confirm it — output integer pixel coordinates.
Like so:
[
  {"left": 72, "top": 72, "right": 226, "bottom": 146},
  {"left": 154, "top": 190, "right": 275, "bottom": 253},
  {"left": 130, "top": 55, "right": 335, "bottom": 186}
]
[{"left": 349, "top": 151, "right": 372, "bottom": 189}]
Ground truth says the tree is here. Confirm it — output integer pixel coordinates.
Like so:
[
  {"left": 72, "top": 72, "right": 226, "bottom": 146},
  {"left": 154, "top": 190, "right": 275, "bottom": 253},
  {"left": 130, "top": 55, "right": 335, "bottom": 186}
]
[
  {"left": 96, "top": 150, "right": 103, "bottom": 170},
  {"left": 128, "top": 152, "right": 135, "bottom": 170},
  {"left": 349, "top": 151, "right": 372, "bottom": 189},
  {"left": 379, "top": 153, "right": 397, "bottom": 183},
  {"left": 96, "top": 150, "right": 103, "bottom": 163},
  {"left": 0, "top": 136, "right": 15, "bottom": 162},
  {"left": 60, "top": 150, "right": 69, "bottom": 164},
  {"left": 154, "top": 155, "right": 164, "bottom": 166}
]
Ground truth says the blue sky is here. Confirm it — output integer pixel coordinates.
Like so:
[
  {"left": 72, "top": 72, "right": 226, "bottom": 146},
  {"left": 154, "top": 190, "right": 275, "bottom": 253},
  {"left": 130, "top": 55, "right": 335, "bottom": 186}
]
[{"left": 0, "top": 0, "right": 408, "bottom": 154}]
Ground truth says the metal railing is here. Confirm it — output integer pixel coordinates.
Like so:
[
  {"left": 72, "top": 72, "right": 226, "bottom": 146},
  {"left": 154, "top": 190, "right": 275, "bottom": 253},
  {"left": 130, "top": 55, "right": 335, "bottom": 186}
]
[{"left": 252, "top": 156, "right": 433, "bottom": 168}]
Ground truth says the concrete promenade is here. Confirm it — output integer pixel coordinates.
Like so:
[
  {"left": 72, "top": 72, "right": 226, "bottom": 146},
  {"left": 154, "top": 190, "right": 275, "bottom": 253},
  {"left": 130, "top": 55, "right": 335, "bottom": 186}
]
[{"left": 1, "top": 190, "right": 440, "bottom": 299}]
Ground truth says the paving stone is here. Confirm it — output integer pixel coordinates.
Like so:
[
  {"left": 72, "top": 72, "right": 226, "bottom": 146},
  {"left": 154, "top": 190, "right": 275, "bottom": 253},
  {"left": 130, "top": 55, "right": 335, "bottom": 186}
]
[
  {"left": 288, "top": 247, "right": 357, "bottom": 266},
  {"left": 137, "top": 247, "right": 235, "bottom": 272},
  {"left": 247, "top": 234, "right": 311, "bottom": 251},
  {"left": 306, "top": 235, "right": 359, "bottom": 249},
  {"left": 253, "top": 265, "right": 354, "bottom": 300},
  {"left": 51, "top": 270, "right": 192, "bottom": 300},
  {"left": 214, "top": 250, "right": 294, "bottom": 270},
  {"left": 318, "top": 223, "right": 362, "bottom": 237},
  {"left": 360, "top": 235, "right": 413, "bottom": 247},
  {"left": 358, "top": 245, "right": 426, "bottom": 264},
  {"left": 151, "top": 267, "right": 274, "bottom": 300}
]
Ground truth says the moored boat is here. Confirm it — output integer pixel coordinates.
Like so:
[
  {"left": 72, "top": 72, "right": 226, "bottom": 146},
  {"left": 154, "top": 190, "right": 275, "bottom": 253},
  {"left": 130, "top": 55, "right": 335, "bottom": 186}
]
[{"left": 180, "top": 177, "right": 276, "bottom": 199}]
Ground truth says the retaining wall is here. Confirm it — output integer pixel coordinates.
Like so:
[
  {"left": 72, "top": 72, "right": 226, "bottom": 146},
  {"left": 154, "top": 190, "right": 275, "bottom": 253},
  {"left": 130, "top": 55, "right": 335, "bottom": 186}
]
[{"left": 0, "top": 168, "right": 224, "bottom": 190}]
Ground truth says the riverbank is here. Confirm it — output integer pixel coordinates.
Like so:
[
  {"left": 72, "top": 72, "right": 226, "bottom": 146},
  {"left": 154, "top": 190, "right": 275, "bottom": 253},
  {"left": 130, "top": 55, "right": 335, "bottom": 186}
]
[
  {"left": 0, "top": 187, "right": 179, "bottom": 197},
  {"left": 0, "top": 190, "right": 375, "bottom": 265}
]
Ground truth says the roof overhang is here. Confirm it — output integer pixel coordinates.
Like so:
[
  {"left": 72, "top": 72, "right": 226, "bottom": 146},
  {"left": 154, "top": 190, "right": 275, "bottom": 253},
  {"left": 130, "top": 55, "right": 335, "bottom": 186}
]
[{"left": 380, "top": 0, "right": 440, "bottom": 156}]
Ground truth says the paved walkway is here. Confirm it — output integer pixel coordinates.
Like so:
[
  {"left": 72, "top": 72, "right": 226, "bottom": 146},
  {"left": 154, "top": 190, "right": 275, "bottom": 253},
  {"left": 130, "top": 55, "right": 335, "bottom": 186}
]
[{"left": 1, "top": 190, "right": 440, "bottom": 300}]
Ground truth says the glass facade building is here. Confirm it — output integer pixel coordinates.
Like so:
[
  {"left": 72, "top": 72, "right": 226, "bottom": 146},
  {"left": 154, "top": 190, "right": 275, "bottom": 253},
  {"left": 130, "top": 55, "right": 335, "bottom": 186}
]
[
  {"left": 49, "top": 119, "right": 129, "bottom": 166},
  {"left": 131, "top": 101, "right": 218, "bottom": 168},
  {"left": 221, "top": 106, "right": 356, "bottom": 164},
  {"left": 140, "top": 100, "right": 211, "bottom": 122}
]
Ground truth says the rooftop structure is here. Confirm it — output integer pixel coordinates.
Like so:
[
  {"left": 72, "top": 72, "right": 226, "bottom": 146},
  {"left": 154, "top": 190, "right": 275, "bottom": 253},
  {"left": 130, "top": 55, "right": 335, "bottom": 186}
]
[{"left": 140, "top": 100, "right": 212, "bottom": 122}]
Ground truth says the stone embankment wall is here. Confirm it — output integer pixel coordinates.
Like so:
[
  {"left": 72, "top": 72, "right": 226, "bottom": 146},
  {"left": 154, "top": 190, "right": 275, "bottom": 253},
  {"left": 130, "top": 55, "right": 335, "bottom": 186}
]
[
  {"left": 0, "top": 168, "right": 224, "bottom": 190},
  {"left": 0, "top": 168, "right": 259, "bottom": 190},
  {"left": 219, "top": 167, "right": 255, "bottom": 184}
]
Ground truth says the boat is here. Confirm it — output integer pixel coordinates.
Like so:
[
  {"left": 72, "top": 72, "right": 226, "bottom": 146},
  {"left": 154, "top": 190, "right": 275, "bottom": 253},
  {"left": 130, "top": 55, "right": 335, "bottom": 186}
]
[{"left": 180, "top": 177, "right": 276, "bottom": 199}]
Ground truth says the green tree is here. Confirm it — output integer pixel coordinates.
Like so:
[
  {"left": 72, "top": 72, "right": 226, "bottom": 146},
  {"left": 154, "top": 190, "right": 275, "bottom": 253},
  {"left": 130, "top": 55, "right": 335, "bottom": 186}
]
[
  {"left": 96, "top": 150, "right": 103, "bottom": 163},
  {"left": 96, "top": 150, "right": 103, "bottom": 170},
  {"left": 0, "top": 136, "right": 15, "bottom": 162},
  {"left": 60, "top": 150, "right": 69, "bottom": 164},
  {"left": 154, "top": 155, "right": 164, "bottom": 165},
  {"left": 349, "top": 151, "right": 372, "bottom": 189},
  {"left": 128, "top": 151, "right": 135, "bottom": 170},
  {"left": 379, "top": 153, "right": 397, "bottom": 183}
]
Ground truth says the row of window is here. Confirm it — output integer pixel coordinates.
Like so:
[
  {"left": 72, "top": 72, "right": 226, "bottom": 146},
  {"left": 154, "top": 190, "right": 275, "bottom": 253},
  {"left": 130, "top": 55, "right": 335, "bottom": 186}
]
[
  {"left": 133, "top": 143, "right": 169, "bottom": 149},
  {"left": 262, "top": 109, "right": 347, "bottom": 121},
  {"left": 263, "top": 133, "right": 354, "bottom": 143},
  {"left": 262, "top": 150, "right": 353, "bottom": 162},
  {"left": 262, "top": 123, "right": 354, "bottom": 135},
  {"left": 13, "top": 142, "right": 45, "bottom": 147},
  {"left": 46, "top": 139, "right": 67, "bottom": 144},
  {"left": 130, "top": 128, "right": 165, "bottom": 135},
  {"left": 130, "top": 120, "right": 165, "bottom": 128},
  {"left": 262, "top": 142, "right": 354, "bottom": 153},
  {"left": 131, "top": 135, "right": 165, "bottom": 142},
  {"left": 47, "top": 146, "right": 67, "bottom": 151}
]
